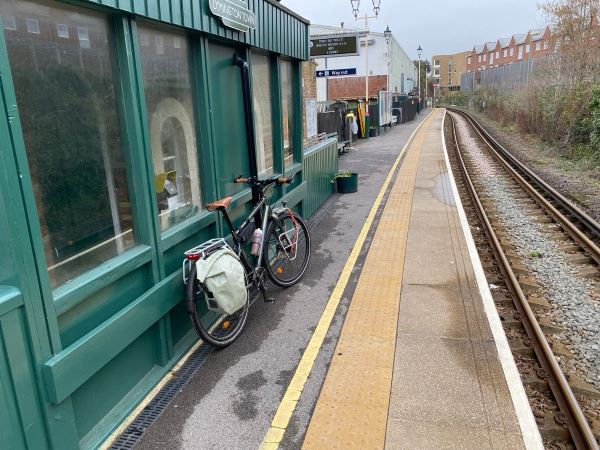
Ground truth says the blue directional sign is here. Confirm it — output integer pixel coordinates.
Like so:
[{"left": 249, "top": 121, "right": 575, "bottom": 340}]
[{"left": 316, "top": 68, "right": 357, "bottom": 78}]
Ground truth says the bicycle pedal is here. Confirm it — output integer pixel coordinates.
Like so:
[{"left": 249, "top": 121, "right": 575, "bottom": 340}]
[{"left": 264, "top": 297, "right": 275, "bottom": 304}]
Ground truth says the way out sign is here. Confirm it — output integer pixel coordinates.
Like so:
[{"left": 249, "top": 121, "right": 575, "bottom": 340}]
[
  {"left": 316, "top": 68, "right": 357, "bottom": 78},
  {"left": 209, "top": 0, "right": 256, "bottom": 33}
]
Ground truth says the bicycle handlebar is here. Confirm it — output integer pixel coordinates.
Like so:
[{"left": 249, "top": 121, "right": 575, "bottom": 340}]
[{"left": 234, "top": 175, "right": 294, "bottom": 187}]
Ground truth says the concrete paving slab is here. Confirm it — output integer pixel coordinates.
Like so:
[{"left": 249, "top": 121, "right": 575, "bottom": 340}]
[
  {"left": 389, "top": 333, "right": 491, "bottom": 428},
  {"left": 408, "top": 210, "right": 458, "bottom": 231},
  {"left": 397, "top": 284, "right": 473, "bottom": 340},
  {"left": 385, "top": 419, "right": 525, "bottom": 450},
  {"left": 402, "top": 230, "right": 462, "bottom": 286}
]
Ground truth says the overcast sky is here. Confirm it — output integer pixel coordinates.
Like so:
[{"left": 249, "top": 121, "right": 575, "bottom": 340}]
[{"left": 281, "top": 0, "right": 546, "bottom": 60}]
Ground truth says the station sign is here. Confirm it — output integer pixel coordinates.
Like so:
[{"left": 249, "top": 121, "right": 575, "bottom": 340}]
[
  {"left": 310, "top": 33, "right": 360, "bottom": 58},
  {"left": 209, "top": 0, "right": 256, "bottom": 33},
  {"left": 316, "top": 68, "right": 357, "bottom": 78}
]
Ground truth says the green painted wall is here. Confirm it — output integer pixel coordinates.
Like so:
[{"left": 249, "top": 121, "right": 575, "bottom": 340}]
[{"left": 0, "top": 1, "right": 337, "bottom": 449}]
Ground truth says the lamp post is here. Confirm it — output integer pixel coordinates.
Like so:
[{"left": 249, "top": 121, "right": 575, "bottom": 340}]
[
  {"left": 417, "top": 45, "right": 422, "bottom": 109},
  {"left": 384, "top": 25, "right": 392, "bottom": 93},
  {"left": 351, "top": 0, "right": 381, "bottom": 139}
]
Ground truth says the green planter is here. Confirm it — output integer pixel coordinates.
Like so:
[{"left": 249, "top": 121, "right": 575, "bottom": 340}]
[
  {"left": 335, "top": 173, "right": 358, "bottom": 193},
  {"left": 369, "top": 127, "right": 377, "bottom": 137}
]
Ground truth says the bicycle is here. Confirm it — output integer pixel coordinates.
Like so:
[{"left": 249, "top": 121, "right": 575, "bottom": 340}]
[{"left": 183, "top": 174, "right": 311, "bottom": 347}]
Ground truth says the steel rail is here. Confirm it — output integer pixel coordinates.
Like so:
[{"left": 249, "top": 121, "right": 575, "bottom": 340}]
[
  {"left": 447, "top": 111, "right": 599, "bottom": 450},
  {"left": 448, "top": 107, "right": 600, "bottom": 268}
]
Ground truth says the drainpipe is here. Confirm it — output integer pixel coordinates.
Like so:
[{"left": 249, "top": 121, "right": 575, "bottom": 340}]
[{"left": 233, "top": 54, "right": 259, "bottom": 204}]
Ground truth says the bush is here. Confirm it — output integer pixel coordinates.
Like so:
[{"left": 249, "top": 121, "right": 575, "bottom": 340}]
[{"left": 590, "top": 86, "right": 600, "bottom": 155}]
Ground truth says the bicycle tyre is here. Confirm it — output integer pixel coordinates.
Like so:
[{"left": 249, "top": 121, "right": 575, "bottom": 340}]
[
  {"left": 264, "top": 211, "right": 311, "bottom": 287},
  {"left": 186, "top": 263, "right": 249, "bottom": 348}
]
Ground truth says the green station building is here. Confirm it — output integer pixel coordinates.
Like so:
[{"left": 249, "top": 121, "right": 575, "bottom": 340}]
[{"left": 0, "top": 0, "right": 337, "bottom": 447}]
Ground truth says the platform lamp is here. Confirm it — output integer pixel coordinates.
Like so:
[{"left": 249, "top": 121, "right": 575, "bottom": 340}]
[
  {"left": 384, "top": 26, "right": 392, "bottom": 93},
  {"left": 350, "top": 0, "right": 382, "bottom": 139},
  {"left": 417, "top": 45, "right": 422, "bottom": 104}
]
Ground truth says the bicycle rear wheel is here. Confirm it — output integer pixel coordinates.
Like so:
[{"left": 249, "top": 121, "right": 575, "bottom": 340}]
[
  {"left": 264, "top": 211, "right": 311, "bottom": 287},
  {"left": 186, "top": 263, "right": 249, "bottom": 348}
]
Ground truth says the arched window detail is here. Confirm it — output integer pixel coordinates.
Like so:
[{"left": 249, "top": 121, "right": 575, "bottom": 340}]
[{"left": 138, "top": 26, "right": 202, "bottom": 232}]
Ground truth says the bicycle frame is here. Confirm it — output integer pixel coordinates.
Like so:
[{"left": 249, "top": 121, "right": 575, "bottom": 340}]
[{"left": 218, "top": 196, "right": 284, "bottom": 280}]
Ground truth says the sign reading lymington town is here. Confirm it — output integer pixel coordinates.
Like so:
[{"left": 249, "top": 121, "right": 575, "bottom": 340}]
[{"left": 209, "top": 0, "right": 256, "bottom": 33}]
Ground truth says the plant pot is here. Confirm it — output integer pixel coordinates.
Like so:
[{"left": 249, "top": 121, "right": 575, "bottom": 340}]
[
  {"left": 369, "top": 128, "right": 377, "bottom": 137},
  {"left": 335, "top": 173, "right": 358, "bottom": 193}
]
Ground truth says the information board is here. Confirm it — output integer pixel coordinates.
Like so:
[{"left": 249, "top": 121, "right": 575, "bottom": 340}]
[
  {"left": 305, "top": 99, "right": 317, "bottom": 138},
  {"left": 310, "top": 34, "right": 360, "bottom": 58}
]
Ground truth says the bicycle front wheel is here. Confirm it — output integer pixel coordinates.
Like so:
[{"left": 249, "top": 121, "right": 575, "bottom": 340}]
[
  {"left": 264, "top": 211, "right": 311, "bottom": 287},
  {"left": 186, "top": 263, "right": 249, "bottom": 348}
]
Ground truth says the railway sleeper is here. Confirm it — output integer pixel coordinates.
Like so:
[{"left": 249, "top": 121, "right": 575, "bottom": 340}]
[
  {"left": 567, "top": 375, "right": 600, "bottom": 401},
  {"left": 492, "top": 293, "right": 513, "bottom": 306},
  {"left": 576, "top": 267, "right": 600, "bottom": 280},
  {"left": 556, "top": 242, "right": 582, "bottom": 253},
  {"left": 549, "top": 231, "right": 573, "bottom": 242},
  {"left": 522, "top": 371, "right": 550, "bottom": 391},
  {"left": 538, "top": 316, "right": 565, "bottom": 335},
  {"left": 515, "top": 276, "right": 540, "bottom": 293},
  {"left": 509, "top": 336, "right": 536, "bottom": 358},
  {"left": 509, "top": 262, "right": 532, "bottom": 277},
  {"left": 526, "top": 294, "right": 551, "bottom": 311},
  {"left": 498, "top": 312, "right": 522, "bottom": 329},
  {"left": 537, "top": 414, "right": 571, "bottom": 442},
  {"left": 567, "top": 254, "right": 595, "bottom": 265},
  {"left": 533, "top": 215, "right": 555, "bottom": 224}
]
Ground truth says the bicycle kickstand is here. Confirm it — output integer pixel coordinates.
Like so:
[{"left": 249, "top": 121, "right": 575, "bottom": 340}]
[{"left": 260, "top": 286, "right": 275, "bottom": 304}]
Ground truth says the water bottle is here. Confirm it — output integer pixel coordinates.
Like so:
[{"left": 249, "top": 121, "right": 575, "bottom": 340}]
[{"left": 251, "top": 228, "right": 263, "bottom": 256}]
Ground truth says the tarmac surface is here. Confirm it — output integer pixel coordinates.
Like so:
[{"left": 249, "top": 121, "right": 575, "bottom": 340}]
[{"left": 136, "top": 113, "right": 431, "bottom": 450}]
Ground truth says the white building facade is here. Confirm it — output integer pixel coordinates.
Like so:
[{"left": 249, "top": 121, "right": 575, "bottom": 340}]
[{"left": 310, "top": 24, "right": 417, "bottom": 102}]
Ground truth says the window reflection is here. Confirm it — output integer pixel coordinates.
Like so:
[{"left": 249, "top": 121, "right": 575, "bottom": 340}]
[
  {"left": 1, "top": 0, "right": 135, "bottom": 288},
  {"left": 138, "top": 25, "right": 202, "bottom": 232},
  {"left": 251, "top": 52, "right": 275, "bottom": 176},
  {"left": 280, "top": 60, "right": 296, "bottom": 168}
]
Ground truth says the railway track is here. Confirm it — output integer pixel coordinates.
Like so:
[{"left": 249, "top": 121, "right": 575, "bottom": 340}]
[{"left": 444, "top": 108, "right": 600, "bottom": 449}]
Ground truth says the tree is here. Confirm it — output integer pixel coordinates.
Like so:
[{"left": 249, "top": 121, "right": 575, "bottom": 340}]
[
  {"left": 542, "top": 0, "right": 599, "bottom": 85},
  {"left": 539, "top": 0, "right": 600, "bottom": 148}
]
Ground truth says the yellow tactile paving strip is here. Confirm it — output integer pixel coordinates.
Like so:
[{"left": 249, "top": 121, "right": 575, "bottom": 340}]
[{"left": 302, "top": 111, "right": 439, "bottom": 450}]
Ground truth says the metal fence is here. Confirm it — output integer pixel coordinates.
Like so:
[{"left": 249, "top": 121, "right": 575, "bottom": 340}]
[
  {"left": 461, "top": 57, "right": 546, "bottom": 93},
  {"left": 302, "top": 137, "right": 338, "bottom": 218}
]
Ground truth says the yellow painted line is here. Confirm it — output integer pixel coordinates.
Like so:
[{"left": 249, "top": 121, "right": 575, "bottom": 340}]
[
  {"left": 259, "top": 111, "right": 436, "bottom": 450},
  {"left": 302, "top": 111, "right": 435, "bottom": 449}
]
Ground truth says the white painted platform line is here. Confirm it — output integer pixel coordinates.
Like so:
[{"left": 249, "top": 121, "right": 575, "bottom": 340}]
[{"left": 441, "top": 110, "right": 544, "bottom": 450}]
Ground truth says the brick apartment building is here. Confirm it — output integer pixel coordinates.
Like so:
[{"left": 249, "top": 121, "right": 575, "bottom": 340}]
[
  {"left": 467, "top": 26, "right": 553, "bottom": 72},
  {"left": 431, "top": 51, "right": 470, "bottom": 94}
]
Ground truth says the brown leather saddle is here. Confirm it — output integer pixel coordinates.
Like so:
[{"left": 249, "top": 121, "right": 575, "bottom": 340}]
[{"left": 206, "top": 196, "right": 232, "bottom": 211}]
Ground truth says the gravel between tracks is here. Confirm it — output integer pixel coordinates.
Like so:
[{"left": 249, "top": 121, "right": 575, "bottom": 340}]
[
  {"left": 454, "top": 115, "right": 600, "bottom": 394},
  {"left": 465, "top": 110, "right": 600, "bottom": 224}
]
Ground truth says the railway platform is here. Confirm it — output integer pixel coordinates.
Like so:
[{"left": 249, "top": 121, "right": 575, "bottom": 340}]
[
  {"left": 113, "top": 109, "right": 544, "bottom": 450},
  {"left": 270, "top": 109, "right": 543, "bottom": 449}
]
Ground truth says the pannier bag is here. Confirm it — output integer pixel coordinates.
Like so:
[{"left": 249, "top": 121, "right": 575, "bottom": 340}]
[{"left": 195, "top": 248, "right": 247, "bottom": 315}]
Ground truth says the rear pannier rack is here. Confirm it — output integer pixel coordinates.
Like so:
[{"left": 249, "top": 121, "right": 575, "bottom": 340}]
[{"left": 182, "top": 238, "right": 229, "bottom": 283}]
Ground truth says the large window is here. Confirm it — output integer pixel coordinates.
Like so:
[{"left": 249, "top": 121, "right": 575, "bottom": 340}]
[
  {"left": 1, "top": 0, "right": 135, "bottom": 288},
  {"left": 251, "top": 52, "right": 274, "bottom": 176},
  {"left": 138, "top": 25, "right": 202, "bottom": 232},
  {"left": 280, "top": 60, "right": 296, "bottom": 168}
]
